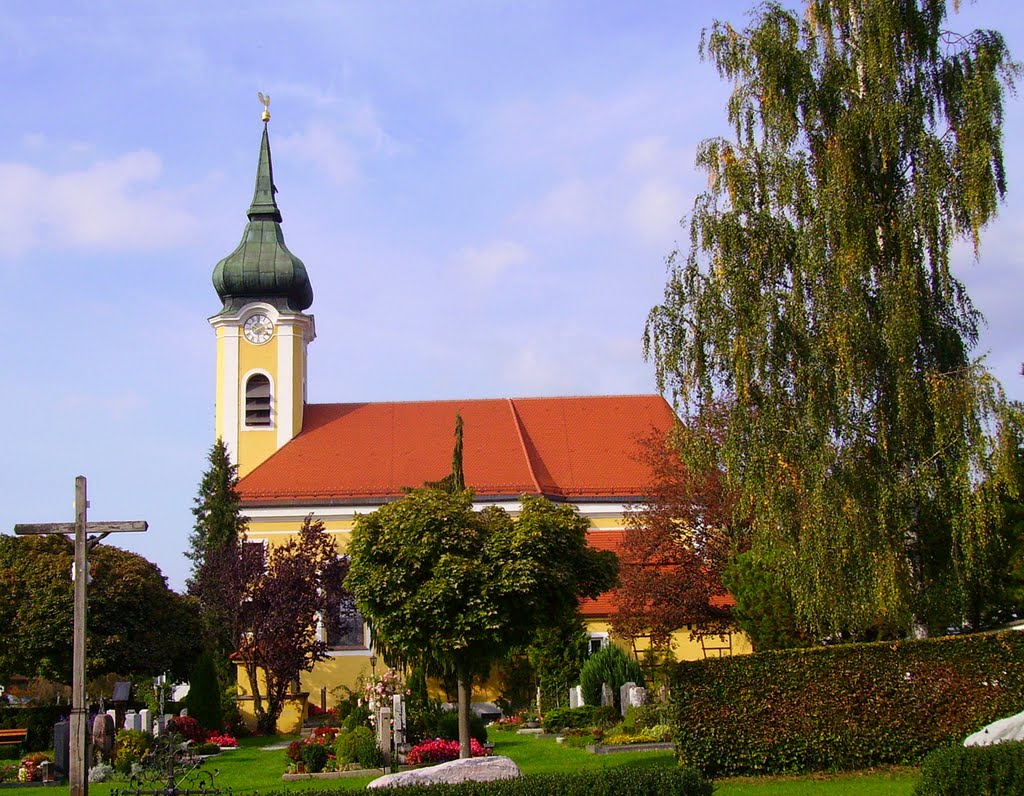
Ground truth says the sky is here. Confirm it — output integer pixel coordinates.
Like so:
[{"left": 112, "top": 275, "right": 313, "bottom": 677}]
[{"left": 2, "top": 1, "right": 1022, "bottom": 593}]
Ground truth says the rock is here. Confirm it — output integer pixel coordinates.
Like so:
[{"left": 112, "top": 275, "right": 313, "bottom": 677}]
[
  {"left": 367, "top": 755, "right": 522, "bottom": 789},
  {"left": 964, "top": 709, "right": 1024, "bottom": 747}
]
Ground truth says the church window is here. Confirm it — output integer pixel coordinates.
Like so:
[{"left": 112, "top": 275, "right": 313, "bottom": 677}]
[
  {"left": 324, "top": 557, "right": 366, "bottom": 649},
  {"left": 588, "top": 632, "right": 609, "bottom": 655},
  {"left": 245, "top": 374, "right": 272, "bottom": 427}
]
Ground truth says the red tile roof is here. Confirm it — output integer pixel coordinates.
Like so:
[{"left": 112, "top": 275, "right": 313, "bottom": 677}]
[{"left": 237, "top": 395, "right": 677, "bottom": 505}]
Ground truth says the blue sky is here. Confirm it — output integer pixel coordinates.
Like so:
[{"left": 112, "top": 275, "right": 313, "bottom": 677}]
[{"left": 2, "top": 1, "right": 1022, "bottom": 592}]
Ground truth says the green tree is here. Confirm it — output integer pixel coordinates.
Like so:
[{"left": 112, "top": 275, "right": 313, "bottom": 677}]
[
  {"left": 0, "top": 535, "right": 202, "bottom": 684},
  {"left": 723, "top": 551, "right": 810, "bottom": 650},
  {"left": 346, "top": 489, "right": 617, "bottom": 758},
  {"left": 187, "top": 439, "right": 249, "bottom": 662},
  {"left": 527, "top": 612, "right": 590, "bottom": 711},
  {"left": 645, "top": 0, "right": 1021, "bottom": 638}
]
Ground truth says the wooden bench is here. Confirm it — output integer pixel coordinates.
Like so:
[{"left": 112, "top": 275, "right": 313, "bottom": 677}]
[{"left": 0, "top": 728, "right": 28, "bottom": 748}]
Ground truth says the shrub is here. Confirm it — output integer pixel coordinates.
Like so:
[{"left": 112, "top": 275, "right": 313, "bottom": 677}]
[
  {"left": 300, "top": 742, "right": 329, "bottom": 774},
  {"left": 542, "top": 706, "right": 595, "bottom": 733},
  {"left": 405, "top": 738, "right": 489, "bottom": 765},
  {"left": 579, "top": 645, "right": 645, "bottom": 711},
  {"left": 88, "top": 763, "right": 115, "bottom": 783},
  {"left": 407, "top": 697, "right": 448, "bottom": 744},
  {"left": 206, "top": 732, "right": 238, "bottom": 748},
  {"left": 254, "top": 767, "right": 712, "bottom": 795},
  {"left": 192, "top": 742, "right": 221, "bottom": 756},
  {"left": 916, "top": 742, "right": 1024, "bottom": 795},
  {"left": 184, "top": 653, "right": 223, "bottom": 732},
  {"left": 342, "top": 705, "right": 371, "bottom": 731},
  {"left": 111, "top": 730, "right": 155, "bottom": 773},
  {"left": 167, "top": 715, "right": 206, "bottom": 744},
  {"left": 437, "top": 710, "right": 488, "bottom": 744},
  {"left": 335, "top": 726, "right": 382, "bottom": 769},
  {"left": 672, "top": 630, "right": 1024, "bottom": 776},
  {"left": 285, "top": 740, "right": 304, "bottom": 763}
]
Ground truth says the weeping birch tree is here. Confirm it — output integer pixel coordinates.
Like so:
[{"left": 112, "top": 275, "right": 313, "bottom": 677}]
[{"left": 645, "top": 0, "right": 1022, "bottom": 638}]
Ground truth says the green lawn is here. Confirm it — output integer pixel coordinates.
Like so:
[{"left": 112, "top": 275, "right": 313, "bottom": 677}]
[{"left": 79, "top": 731, "right": 919, "bottom": 795}]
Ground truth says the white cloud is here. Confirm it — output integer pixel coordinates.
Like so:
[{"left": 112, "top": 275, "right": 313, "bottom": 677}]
[
  {"left": 276, "top": 122, "right": 360, "bottom": 185},
  {"left": 453, "top": 240, "right": 530, "bottom": 288},
  {"left": 0, "top": 151, "right": 199, "bottom": 256}
]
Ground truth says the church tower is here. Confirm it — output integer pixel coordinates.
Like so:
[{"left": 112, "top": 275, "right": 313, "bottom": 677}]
[{"left": 210, "top": 109, "right": 315, "bottom": 476}]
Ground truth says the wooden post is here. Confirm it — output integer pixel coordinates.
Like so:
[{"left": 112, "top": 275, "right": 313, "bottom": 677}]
[
  {"left": 70, "top": 476, "right": 88, "bottom": 796},
  {"left": 15, "top": 476, "right": 147, "bottom": 796}
]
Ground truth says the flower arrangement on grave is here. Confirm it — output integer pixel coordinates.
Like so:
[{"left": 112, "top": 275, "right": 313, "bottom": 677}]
[
  {"left": 283, "top": 726, "right": 341, "bottom": 774},
  {"left": 405, "top": 737, "right": 489, "bottom": 765},
  {"left": 206, "top": 732, "right": 238, "bottom": 748},
  {"left": 363, "top": 669, "right": 409, "bottom": 709}
]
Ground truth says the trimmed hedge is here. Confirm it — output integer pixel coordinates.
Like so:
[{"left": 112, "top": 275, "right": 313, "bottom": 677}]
[
  {"left": 671, "top": 630, "right": 1024, "bottom": 776},
  {"left": 541, "top": 706, "right": 619, "bottom": 733},
  {"left": 916, "top": 742, "right": 1024, "bottom": 795},
  {"left": 258, "top": 767, "right": 711, "bottom": 795}
]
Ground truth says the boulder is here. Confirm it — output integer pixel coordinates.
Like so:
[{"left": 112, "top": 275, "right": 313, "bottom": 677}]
[
  {"left": 367, "top": 755, "right": 522, "bottom": 789},
  {"left": 964, "top": 709, "right": 1024, "bottom": 747}
]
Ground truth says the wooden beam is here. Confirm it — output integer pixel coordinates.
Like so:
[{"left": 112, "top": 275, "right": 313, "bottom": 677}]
[{"left": 14, "top": 521, "right": 148, "bottom": 535}]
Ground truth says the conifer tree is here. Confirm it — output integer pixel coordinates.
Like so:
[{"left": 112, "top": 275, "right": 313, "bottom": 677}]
[
  {"left": 646, "top": 0, "right": 1021, "bottom": 638},
  {"left": 187, "top": 439, "right": 249, "bottom": 667}
]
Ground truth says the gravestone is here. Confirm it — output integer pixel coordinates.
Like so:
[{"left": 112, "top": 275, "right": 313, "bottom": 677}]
[
  {"left": 53, "top": 720, "right": 70, "bottom": 777},
  {"left": 124, "top": 710, "right": 141, "bottom": 731},
  {"left": 618, "top": 682, "right": 636, "bottom": 716},
  {"left": 392, "top": 694, "right": 406, "bottom": 749},
  {"left": 600, "top": 683, "right": 614, "bottom": 708},
  {"left": 376, "top": 706, "right": 392, "bottom": 769},
  {"left": 92, "top": 713, "right": 115, "bottom": 762},
  {"left": 569, "top": 686, "right": 583, "bottom": 709},
  {"left": 628, "top": 686, "right": 646, "bottom": 709},
  {"left": 139, "top": 709, "right": 152, "bottom": 734}
]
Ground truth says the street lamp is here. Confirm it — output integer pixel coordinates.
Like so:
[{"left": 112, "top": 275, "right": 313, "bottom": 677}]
[{"left": 369, "top": 654, "right": 378, "bottom": 678}]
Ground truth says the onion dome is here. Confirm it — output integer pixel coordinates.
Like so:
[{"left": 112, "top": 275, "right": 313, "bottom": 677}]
[{"left": 212, "top": 121, "right": 313, "bottom": 313}]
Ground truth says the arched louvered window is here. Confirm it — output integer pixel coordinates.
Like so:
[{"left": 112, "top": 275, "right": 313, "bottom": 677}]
[{"left": 245, "top": 373, "right": 272, "bottom": 427}]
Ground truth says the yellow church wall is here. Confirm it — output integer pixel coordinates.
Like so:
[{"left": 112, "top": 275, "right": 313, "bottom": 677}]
[
  {"left": 236, "top": 334, "right": 282, "bottom": 477},
  {"left": 289, "top": 332, "right": 305, "bottom": 434}
]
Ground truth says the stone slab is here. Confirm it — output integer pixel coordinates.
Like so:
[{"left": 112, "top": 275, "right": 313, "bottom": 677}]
[{"left": 367, "top": 755, "right": 521, "bottom": 789}]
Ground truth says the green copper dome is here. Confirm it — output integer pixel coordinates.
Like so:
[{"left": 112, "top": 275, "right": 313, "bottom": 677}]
[{"left": 212, "top": 123, "right": 313, "bottom": 313}]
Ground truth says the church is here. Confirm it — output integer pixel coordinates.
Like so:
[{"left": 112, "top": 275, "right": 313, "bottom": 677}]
[{"left": 210, "top": 114, "right": 749, "bottom": 731}]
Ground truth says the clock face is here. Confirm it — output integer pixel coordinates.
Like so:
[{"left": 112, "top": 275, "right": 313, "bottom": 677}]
[{"left": 243, "top": 314, "right": 273, "bottom": 344}]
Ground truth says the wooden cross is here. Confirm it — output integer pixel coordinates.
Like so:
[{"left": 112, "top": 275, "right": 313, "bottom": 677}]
[{"left": 15, "top": 476, "right": 147, "bottom": 796}]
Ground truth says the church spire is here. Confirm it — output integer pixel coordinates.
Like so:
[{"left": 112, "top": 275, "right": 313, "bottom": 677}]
[
  {"left": 247, "top": 123, "right": 283, "bottom": 223},
  {"left": 211, "top": 103, "right": 313, "bottom": 314}
]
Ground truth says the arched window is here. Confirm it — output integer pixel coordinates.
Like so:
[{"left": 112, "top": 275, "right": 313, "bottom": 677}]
[{"left": 245, "top": 373, "right": 272, "bottom": 427}]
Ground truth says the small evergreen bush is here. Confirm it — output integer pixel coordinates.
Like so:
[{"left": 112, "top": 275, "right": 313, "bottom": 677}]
[
  {"left": 335, "top": 726, "right": 382, "bottom": 768},
  {"left": 300, "top": 742, "right": 329, "bottom": 774},
  {"left": 184, "top": 652, "right": 223, "bottom": 732},
  {"left": 579, "top": 645, "right": 645, "bottom": 711},
  {"left": 192, "top": 742, "right": 221, "bottom": 756},
  {"left": 542, "top": 707, "right": 595, "bottom": 732},
  {"left": 915, "top": 742, "right": 1024, "bottom": 795},
  {"left": 342, "top": 705, "right": 371, "bottom": 731}
]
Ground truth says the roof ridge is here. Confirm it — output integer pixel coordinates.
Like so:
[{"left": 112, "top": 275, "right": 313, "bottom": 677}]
[
  {"left": 304, "top": 394, "right": 664, "bottom": 409},
  {"left": 507, "top": 398, "right": 543, "bottom": 494}
]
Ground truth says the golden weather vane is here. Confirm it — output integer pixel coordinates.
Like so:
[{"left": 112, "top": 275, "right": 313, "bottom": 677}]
[{"left": 258, "top": 91, "right": 271, "bottom": 122}]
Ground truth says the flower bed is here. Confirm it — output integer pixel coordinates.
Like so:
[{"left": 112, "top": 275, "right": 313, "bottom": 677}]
[{"left": 406, "top": 738, "right": 489, "bottom": 765}]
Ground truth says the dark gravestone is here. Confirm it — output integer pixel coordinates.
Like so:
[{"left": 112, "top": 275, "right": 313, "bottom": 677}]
[
  {"left": 92, "top": 713, "right": 115, "bottom": 763},
  {"left": 53, "top": 720, "right": 70, "bottom": 777}
]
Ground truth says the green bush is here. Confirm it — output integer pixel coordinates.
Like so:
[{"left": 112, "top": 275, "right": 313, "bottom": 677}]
[
  {"left": 335, "top": 726, "right": 382, "bottom": 769},
  {"left": 342, "top": 705, "right": 371, "bottom": 731},
  {"left": 671, "top": 630, "right": 1024, "bottom": 776},
  {"left": 437, "top": 710, "right": 488, "bottom": 744},
  {"left": 191, "top": 741, "right": 221, "bottom": 756},
  {"left": 184, "top": 652, "right": 223, "bottom": 732},
  {"left": 542, "top": 707, "right": 595, "bottom": 733},
  {"left": 256, "top": 767, "right": 711, "bottom": 795},
  {"left": 112, "top": 729, "right": 155, "bottom": 773},
  {"left": 579, "top": 645, "right": 645, "bottom": 711},
  {"left": 406, "top": 697, "right": 448, "bottom": 744},
  {"left": 300, "top": 742, "right": 329, "bottom": 774},
  {"left": 915, "top": 742, "right": 1024, "bottom": 795}
]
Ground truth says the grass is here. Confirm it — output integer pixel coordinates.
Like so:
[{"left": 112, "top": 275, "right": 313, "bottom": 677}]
[{"left": 68, "top": 730, "right": 921, "bottom": 795}]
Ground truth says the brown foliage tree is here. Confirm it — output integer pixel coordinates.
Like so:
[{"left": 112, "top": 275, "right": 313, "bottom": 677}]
[{"left": 612, "top": 423, "right": 741, "bottom": 651}]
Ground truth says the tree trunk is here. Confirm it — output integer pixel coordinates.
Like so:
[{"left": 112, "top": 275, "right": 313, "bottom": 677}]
[{"left": 457, "top": 663, "right": 472, "bottom": 759}]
